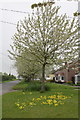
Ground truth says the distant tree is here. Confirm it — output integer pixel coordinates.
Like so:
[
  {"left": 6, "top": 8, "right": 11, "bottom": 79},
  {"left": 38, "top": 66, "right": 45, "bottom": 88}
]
[
  {"left": 0, "top": 72, "right": 3, "bottom": 75},
  {"left": 9, "top": 2, "right": 78, "bottom": 92},
  {"left": 1, "top": 73, "right": 16, "bottom": 81},
  {"left": 15, "top": 51, "right": 42, "bottom": 82},
  {"left": 74, "top": 12, "right": 80, "bottom": 16},
  {"left": 31, "top": 1, "right": 55, "bottom": 9}
]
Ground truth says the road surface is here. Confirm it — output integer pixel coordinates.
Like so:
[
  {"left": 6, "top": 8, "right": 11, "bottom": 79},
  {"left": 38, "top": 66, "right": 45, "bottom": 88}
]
[{"left": 0, "top": 80, "right": 20, "bottom": 95}]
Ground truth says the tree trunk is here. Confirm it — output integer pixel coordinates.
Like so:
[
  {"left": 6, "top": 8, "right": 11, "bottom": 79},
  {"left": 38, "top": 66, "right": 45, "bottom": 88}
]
[
  {"left": 41, "top": 64, "right": 46, "bottom": 92},
  {"left": 32, "top": 73, "right": 35, "bottom": 81}
]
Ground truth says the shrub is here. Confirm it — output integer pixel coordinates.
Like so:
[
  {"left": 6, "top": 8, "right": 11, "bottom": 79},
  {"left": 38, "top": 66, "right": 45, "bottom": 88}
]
[
  {"left": 13, "top": 80, "right": 28, "bottom": 90},
  {"left": 2, "top": 73, "right": 16, "bottom": 81},
  {"left": 67, "top": 81, "right": 72, "bottom": 84},
  {"left": 24, "top": 81, "right": 51, "bottom": 92},
  {"left": 66, "top": 81, "right": 74, "bottom": 86}
]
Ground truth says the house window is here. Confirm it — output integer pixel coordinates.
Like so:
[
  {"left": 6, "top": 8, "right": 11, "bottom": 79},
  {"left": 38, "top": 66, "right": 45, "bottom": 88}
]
[
  {"left": 77, "top": 76, "right": 80, "bottom": 81},
  {"left": 62, "top": 76, "right": 64, "bottom": 80},
  {"left": 56, "top": 76, "right": 58, "bottom": 80}
]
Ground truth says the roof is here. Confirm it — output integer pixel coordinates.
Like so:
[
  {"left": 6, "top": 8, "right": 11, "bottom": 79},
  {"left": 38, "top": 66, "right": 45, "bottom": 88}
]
[{"left": 54, "top": 59, "right": 80, "bottom": 73}]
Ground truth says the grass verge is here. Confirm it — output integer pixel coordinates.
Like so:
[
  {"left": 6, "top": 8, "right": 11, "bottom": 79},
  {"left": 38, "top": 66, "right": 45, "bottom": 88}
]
[
  {"left": 1, "top": 79, "right": 18, "bottom": 83},
  {"left": 2, "top": 82, "right": 78, "bottom": 118}
]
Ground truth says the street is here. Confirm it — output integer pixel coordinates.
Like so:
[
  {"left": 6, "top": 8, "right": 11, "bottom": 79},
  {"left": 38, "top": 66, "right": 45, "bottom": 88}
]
[{"left": 0, "top": 80, "right": 20, "bottom": 95}]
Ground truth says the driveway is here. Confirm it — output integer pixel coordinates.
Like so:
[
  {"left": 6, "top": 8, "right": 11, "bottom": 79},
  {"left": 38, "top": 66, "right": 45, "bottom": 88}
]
[{"left": 0, "top": 80, "right": 20, "bottom": 95}]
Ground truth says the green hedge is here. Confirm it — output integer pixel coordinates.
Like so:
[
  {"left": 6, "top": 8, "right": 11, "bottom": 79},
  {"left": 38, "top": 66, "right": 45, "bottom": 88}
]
[
  {"left": 1, "top": 73, "right": 16, "bottom": 81},
  {"left": 25, "top": 81, "right": 51, "bottom": 92},
  {"left": 13, "top": 80, "right": 51, "bottom": 92}
]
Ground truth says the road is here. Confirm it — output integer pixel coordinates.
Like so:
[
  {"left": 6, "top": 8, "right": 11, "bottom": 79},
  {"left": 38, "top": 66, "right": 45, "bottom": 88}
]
[{"left": 0, "top": 80, "right": 20, "bottom": 95}]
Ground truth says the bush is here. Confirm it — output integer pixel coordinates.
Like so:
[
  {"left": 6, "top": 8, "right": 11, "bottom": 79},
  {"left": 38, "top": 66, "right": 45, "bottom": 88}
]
[
  {"left": 46, "top": 79, "right": 55, "bottom": 82},
  {"left": 24, "top": 81, "right": 51, "bottom": 92},
  {"left": 67, "top": 81, "right": 72, "bottom": 84},
  {"left": 13, "top": 80, "right": 28, "bottom": 90},
  {"left": 2, "top": 75, "right": 9, "bottom": 81},
  {"left": 66, "top": 81, "right": 74, "bottom": 86},
  {"left": 2, "top": 73, "right": 16, "bottom": 81}
]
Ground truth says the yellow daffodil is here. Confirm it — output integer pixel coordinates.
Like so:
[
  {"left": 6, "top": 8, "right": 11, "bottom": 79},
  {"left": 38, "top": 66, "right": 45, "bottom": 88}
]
[
  {"left": 53, "top": 100, "right": 57, "bottom": 103},
  {"left": 48, "top": 102, "right": 53, "bottom": 105},
  {"left": 29, "top": 102, "right": 33, "bottom": 105},
  {"left": 47, "top": 99, "right": 52, "bottom": 102},
  {"left": 54, "top": 104, "right": 58, "bottom": 106},
  {"left": 41, "top": 102, "right": 47, "bottom": 104},
  {"left": 16, "top": 103, "right": 20, "bottom": 107},
  {"left": 36, "top": 98, "right": 41, "bottom": 101},
  {"left": 30, "top": 102, "right": 36, "bottom": 105},
  {"left": 47, "top": 99, "right": 53, "bottom": 105},
  {"left": 15, "top": 92, "right": 71, "bottom": 110},
  {"left": 40, "top": 96, "right": 43, "bottom": 98},
  {"left": 19, "top": 106, "right": 24, "bottom": 109},
  {"left": 43, "top": 96, "right": 47, "bottom": 99},
  {"left": 32, "top": 98, "right": 35, "bottom": 101},
  {"left": 48, "top": 95, "right": 56, "bottom": 99}
]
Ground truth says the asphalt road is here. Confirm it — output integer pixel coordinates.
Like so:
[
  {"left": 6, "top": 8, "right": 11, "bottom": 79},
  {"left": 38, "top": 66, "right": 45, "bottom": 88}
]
[{"left": 0, "top": 80, "right": 20, "bottom": 95}]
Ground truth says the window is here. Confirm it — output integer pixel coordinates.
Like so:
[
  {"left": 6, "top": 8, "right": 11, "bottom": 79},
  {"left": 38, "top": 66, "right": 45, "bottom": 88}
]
[
  {"left": 61, "top": 76, "right": 64, "bottom": 80},
  {"left": 77, "top": 76, "right": 80, "bottom": 81},
  {"left": 56, "top": 76, "right": 58, "bottom": 80}
]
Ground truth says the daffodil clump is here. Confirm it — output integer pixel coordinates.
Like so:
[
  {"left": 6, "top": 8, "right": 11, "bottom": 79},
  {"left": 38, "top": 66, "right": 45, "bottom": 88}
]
[{"left": 15, "top": 92, "right": 71, "bottom": 110}]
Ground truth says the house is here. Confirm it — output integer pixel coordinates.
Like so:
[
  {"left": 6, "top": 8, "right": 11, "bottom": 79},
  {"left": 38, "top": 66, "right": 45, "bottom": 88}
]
[
  {"left": 75, "top": 73, "right": 80, "bottom": 84},
  {"left": 54, "top": 67, "right": 75, "bottom": 83},
  {"left": 46, "top": 74, "right": 55, "bottom": 82},
  {"left": 54, "top": 59, "right": 80, "bottom": 83}
]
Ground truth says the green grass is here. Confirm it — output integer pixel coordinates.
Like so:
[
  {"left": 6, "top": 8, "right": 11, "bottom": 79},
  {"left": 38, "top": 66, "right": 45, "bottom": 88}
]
[
  {"left": 1, "top": 79, "right": 17, "bottom": 83},
  {"left": 0, "top": 95, "right": 2, "bottom": 119},
  {"left": 64, "top": 82, "right": 80, "bottom": 86},
  {"left": 13, "top": 80, "right": 51, "bottom": 91},
  {"left": 13, "top": 80, "right": 28, "bottom": 90},
  {"left": 2, "top": 82, "right": 79, "bottom": 118},
  {"left": 13, "top": 80, "right": 74, "bottom": 91}
]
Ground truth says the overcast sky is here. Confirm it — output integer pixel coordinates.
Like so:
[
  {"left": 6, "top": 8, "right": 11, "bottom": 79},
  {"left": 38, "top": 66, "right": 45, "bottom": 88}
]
[{"left": 0, "top": 0, "right": 78, "bottom": 76}]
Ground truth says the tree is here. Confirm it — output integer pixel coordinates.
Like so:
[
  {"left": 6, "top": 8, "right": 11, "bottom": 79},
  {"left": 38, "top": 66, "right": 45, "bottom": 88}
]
[
  {"left": 15, "top": 51, "right": 42, "bottom": 82},
  {"left": 9, "top": 2, "right": 78, "bottom": 91},
  {"left": 1, "top": 72, "right": 16, "bottom": 82},
  {"left": 74, "top": 12, "right": 80, "bottom": 16}
]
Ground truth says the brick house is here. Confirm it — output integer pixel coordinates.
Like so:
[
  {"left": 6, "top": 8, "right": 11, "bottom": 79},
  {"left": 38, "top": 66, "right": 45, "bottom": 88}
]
[{"left": 54, "top": 60, "right": 80, "bottom": 83}]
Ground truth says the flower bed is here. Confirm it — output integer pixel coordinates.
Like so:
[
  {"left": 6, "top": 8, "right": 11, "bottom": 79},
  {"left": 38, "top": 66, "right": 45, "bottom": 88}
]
[{"left": 15, "top": 92, "right": 71, "bottom": 110}]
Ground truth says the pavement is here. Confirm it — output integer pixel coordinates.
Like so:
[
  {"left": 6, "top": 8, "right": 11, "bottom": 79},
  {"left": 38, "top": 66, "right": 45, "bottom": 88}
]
[{"left": 0, "top": 80, "right": 20, "bottom": 95}]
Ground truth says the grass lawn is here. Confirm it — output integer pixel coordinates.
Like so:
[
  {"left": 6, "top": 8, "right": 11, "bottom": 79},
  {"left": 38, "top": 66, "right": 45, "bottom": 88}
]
[
  {"left": 0, "top": 95, "right": 2, "bottom": 119},
  {"left": 2, "top": 82, "right": 79, "bottom": 118},
  {"left": 0, "top": 79, "right": 18, "bottom": 83}
]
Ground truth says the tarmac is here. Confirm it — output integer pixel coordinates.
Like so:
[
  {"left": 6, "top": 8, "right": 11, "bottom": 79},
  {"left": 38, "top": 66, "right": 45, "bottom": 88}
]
[{"left": 0, "top": 80, "right": 20, "bottom": 95}]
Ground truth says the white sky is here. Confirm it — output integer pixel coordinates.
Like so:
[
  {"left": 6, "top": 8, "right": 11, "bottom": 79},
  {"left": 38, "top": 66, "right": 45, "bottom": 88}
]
[{"left": 0, "top": 0, "right": 78, "bottom": 76}]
